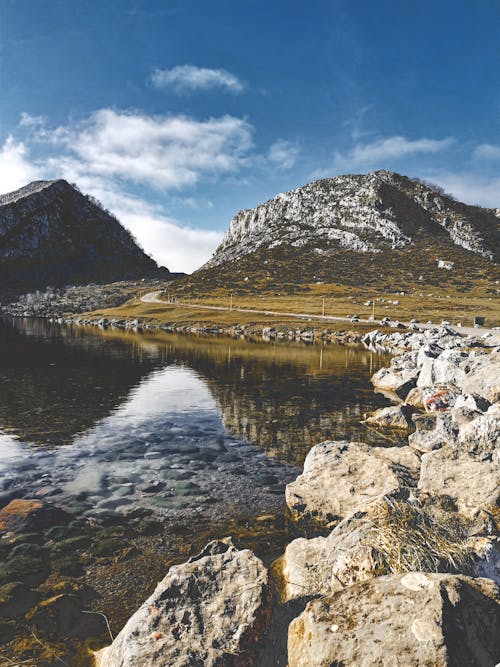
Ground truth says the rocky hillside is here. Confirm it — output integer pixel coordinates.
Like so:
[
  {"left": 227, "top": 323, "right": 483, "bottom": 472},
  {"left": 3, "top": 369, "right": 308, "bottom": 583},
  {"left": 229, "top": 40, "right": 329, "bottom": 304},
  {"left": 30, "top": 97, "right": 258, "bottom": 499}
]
[
  {"left": 196, "top": 171, "right": 500, "bottom": 292},
  {"left": 0, "top": 180, "right": 168, "bottom": 295}
]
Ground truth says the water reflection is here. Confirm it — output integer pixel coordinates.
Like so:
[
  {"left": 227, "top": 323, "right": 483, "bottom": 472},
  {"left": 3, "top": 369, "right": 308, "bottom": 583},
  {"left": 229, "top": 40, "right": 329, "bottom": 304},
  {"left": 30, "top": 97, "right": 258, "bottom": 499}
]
[{"left": 0, "top": 318, "right": 391, "bottom": 522}]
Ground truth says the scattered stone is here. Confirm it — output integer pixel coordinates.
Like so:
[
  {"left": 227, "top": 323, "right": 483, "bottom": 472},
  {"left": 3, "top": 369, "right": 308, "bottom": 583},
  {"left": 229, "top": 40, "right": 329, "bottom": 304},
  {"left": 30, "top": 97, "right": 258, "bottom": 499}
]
[
  {"left": 95, "top": 539, "right": 270, "bottom": 667},
  {"left": 288, "top": 574, "right": 500, "bottom": 667}
]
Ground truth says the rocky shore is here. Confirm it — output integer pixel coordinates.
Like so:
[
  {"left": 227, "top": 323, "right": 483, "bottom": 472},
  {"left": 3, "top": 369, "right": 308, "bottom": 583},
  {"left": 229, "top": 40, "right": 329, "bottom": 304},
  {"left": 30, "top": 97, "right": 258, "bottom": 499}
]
[
  {"left": 29, "top": 313, "right": 372, "bottom": 347},
  {"left": 90, "top": 325, "right": 500, "bottom": 665}
]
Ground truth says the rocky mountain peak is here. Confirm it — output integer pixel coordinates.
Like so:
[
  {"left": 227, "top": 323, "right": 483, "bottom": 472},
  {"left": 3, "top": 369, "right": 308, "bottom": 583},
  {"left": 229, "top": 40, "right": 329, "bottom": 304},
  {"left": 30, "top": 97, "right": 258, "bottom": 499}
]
[
  {"left": 0, "top": 179, "right": 167, "bottom": 295},
  {"left": 204, "top": 171, "right": 499, "bottom": 269}
]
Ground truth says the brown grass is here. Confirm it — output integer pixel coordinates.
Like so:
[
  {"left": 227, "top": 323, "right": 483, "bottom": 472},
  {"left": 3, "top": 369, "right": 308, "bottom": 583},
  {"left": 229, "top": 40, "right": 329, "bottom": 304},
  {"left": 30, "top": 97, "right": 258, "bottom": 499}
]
[{"left": 367, "top": 497, "right": 477, "bottom": 574}]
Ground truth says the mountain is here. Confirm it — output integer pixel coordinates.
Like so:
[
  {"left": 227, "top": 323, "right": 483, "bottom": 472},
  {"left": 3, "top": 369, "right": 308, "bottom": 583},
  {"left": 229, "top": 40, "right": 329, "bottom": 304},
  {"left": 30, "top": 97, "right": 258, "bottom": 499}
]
[
  {"left": 195, "top": 170, "right": 500, "bottom": 291},
  {"left": 0, "top": 179, "right": 168, "bottom": 295}
]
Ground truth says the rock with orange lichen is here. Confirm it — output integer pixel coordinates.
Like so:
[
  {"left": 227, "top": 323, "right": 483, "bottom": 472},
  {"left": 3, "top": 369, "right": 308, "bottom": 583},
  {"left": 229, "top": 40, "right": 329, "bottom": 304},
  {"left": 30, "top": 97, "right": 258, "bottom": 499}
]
[{"left": 0, "top": 499, "right": 69, "bottom": 534}]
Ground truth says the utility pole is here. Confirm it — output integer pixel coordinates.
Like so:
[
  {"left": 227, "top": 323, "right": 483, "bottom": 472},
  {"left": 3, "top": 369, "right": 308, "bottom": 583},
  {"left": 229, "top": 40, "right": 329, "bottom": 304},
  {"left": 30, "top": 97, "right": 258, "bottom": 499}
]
[
  {"left": 321, "top": 296, "right": 325, "bottom": 317},
  {"left": 229, "top": 291, "right": 233, "bottom": 311},
  {"left": 372, "top": 298, "right": 375, "bottom": 321}
]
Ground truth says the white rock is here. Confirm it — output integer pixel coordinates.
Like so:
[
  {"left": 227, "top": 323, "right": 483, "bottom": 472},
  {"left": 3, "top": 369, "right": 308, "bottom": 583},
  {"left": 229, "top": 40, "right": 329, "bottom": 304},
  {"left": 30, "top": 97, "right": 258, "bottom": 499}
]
[
  {"left": 288, "top": 574, "right": 500, "bottom": 667},
  {"left": 95, "top": 539, "right": 269, "bottom": 667},
  {"left": 285, "top": 441, "right": 420, "bottom": 528}
]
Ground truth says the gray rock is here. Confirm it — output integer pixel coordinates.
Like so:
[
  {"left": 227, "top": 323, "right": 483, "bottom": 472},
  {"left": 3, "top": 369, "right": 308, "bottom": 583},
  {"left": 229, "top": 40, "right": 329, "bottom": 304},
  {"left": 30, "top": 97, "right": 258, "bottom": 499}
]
[
  {"left": 457, "top": 403, "right": 500, "bottom": 457},
  {"left": 275, "top": 516, "right": 378, "bottom": 602},
  {"left": 95, "top": 539, "right": 270, "bottom": 667},
  {"left": 277, "top": 496, "right": 500, "bottom": 603},
  {"left": 405, "top": 386, "right": 426, "bottom": 409},
  {"left": 288, "top": 573, "right": 500, "bottom": 667},
  {"left": 285, "top": 441, "right": 420, "bottom": 529},
  {"left": 409, "top": 413, "right": 456, "bottom": 453},
  {"left": 461, "top": 351, "right": 500, "bottom": 403},
  {"left": 450, "top": 393, "right": 490, "bottom": 427},
  {"left": 363, "top": 404, "right": 415, "bottom": 430},
  {"left": 371, "top": 366, "right": 419, "bottom": 399},
  {"left": 418, "top": 447, "right": 500, "bottom": 516},
  {"left": 417, "top": 352, "right": 468, "bottom": 389}
]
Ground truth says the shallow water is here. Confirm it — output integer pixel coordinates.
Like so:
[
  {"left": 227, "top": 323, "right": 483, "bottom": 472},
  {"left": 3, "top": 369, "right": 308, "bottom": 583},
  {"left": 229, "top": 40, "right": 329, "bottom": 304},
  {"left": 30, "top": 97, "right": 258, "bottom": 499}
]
[{"left": 0, "top": 318, "right": 392, "bottom": 523}]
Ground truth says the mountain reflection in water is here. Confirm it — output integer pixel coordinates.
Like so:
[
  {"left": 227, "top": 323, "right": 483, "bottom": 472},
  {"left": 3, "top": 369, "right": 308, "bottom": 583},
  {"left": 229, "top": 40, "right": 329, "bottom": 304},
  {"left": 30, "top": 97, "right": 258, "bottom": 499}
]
[{"left": 0, "top": 318, "right": 392, "bottom": 523}]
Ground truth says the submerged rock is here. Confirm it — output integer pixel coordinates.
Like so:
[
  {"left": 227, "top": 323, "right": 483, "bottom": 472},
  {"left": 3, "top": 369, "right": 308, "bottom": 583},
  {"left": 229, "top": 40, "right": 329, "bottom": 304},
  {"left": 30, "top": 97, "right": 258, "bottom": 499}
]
[
  {"left": 95, "top": 539, "right": 270, "bottom": 667},
  {"left": 285, "top": 441, "right": 420, "bottom": 529},
  {"left": 288, "top": 574, "right": 500, "bottom": 667},
  {"left": 0, "top": 499, "right": 69, "bottom": 534}
]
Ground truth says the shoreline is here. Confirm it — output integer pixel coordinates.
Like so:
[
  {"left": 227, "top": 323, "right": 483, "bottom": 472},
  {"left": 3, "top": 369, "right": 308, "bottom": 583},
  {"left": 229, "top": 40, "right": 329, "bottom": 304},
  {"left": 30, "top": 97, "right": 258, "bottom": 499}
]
[{"left": 94, "top": 323, "right": 500, "bottom": 665}]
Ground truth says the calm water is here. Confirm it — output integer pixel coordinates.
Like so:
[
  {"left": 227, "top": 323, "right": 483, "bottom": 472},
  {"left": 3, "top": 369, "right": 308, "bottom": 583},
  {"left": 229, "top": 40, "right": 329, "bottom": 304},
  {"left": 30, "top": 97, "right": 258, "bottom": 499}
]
[{"left": 0, "top": 318, "right": 392, "bottom": 524}]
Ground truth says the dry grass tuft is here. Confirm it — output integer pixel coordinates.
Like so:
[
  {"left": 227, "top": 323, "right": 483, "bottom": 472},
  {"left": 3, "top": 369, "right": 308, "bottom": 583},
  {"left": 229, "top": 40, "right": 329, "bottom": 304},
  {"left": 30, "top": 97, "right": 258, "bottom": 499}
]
[{"left": 367, "top": 497, "right": 476, "bottom": 574}]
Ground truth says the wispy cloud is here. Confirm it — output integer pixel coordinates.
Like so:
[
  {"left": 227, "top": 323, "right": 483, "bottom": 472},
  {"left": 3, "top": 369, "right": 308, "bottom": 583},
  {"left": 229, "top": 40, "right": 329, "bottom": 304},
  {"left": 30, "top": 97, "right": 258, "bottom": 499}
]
[
  {"left": 0, "top": 136, "right": 41, "bottom": 192},
  {"left": 425, "top": 171, "right": 500, "bottom": 209},
  {"left": 37, "top": 108, "right": 254, "bottom": 190},
  {"left": 150, "top": 65, "right": 244, "bottom": 94},
  {"left": 473, "top": 143, "right": 500, "bottom": 160},
  {"left": 330, "top": 135, "right": 456, "bottom": 172},
  {"left": 267, "top": 139, "right": 299, "bottom": 170}
]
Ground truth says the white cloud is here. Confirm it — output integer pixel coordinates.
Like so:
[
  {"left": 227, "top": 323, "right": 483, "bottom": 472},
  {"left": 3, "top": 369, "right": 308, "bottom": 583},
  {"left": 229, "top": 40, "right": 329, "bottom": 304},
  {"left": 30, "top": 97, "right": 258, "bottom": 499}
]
[
  {"left": 38, "top": 109, "right": 254, "bottom": 190},
  {"left": 473, "top": 143, "right": 500, "bottom": 160},
  {"left": 331, "top": 135, "right": 455, "bottom": 172},
  {"left": 0, "top": 136, "right": 41, "bottom": 193},
  {"left": 0, "top": 124, "right": 225, "bottom": 273},
  {"left": 150, "top": 65, "right": 244, "bottom": 93},
  {"left": 0, "top": 109, "right": 303, "bottom": 272},
  {"left": 267, "top": 139, "right": 299, "bottom": 170},
  {"left": 426, "top": 172, "right": 500, "bottom": 208},
  {"left": 117, "top": 206, "right": 223, "bottom": 273}
]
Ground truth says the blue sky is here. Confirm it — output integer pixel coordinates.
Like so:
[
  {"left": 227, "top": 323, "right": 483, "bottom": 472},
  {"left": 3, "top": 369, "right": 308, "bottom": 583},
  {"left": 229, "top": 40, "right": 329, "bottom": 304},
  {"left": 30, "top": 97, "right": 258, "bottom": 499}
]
[{"left": 0, "top": 0, "right": 499, "bottom": 271}]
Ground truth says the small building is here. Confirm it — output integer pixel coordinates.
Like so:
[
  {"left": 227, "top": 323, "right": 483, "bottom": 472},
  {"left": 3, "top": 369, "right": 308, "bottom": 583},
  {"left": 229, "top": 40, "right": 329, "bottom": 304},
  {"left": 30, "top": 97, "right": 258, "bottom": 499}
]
[{"left": 474, "top": 316, "right": 485, "bottom": 326}]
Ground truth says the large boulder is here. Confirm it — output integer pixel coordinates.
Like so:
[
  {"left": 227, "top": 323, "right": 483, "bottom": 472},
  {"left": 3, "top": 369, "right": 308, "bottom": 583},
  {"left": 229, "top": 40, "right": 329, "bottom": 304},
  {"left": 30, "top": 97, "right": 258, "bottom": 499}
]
[
  {"left": 288, "top": 573, "right": 500, "bottom": 667},
  {"left": 418, "top": 447, "right": 500, "bottom": 516},
  {"left": 457, "top": 403, "right": 500, "bottom": 458},
  {"left": 95, "top": 539, "right": 270, "bottom": 667},
  {"left": 277, "top": 495, "right": 499, "bottom": 603},
  {"left": 417, "top": 350, "right": 468, "bottom": 389},
  {"left": 275, "top": 516, "right": 377, "bottom": 603},
  {"left": 285, "top": 441, "right": 420, "bottom": 529},
  {"left": 371, "top": 366, "right": 419, "bottom": 400},
  {"left": 409, "top": 413, "right": 456, "bottom": 453},
  {"left": 461, "top": 351, "right": 500, "bottom": 403},
  {"left": 451, "top": 393, "right": 491, "bottom": 428}
]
